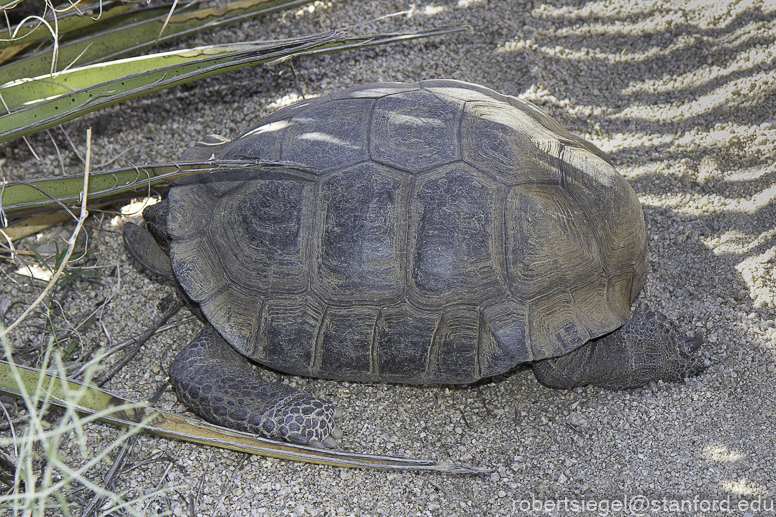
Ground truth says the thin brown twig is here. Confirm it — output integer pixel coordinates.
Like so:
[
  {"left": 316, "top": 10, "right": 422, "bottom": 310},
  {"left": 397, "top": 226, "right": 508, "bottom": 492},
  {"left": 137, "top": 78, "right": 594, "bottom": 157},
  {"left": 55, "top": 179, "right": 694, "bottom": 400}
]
[
  {"left": 0, "top": 128, "right": 92, "bottom": 339},
  {"left": 608, "top": 35, "right": 641, "bottom": 91},
  {"left": 156, "top": 0, "right": 180, "bottom": 44},
  {"left": 141, "top": 459, "right": 176, "bottom": 515},
  {"left": 192, "top": 450, "right": 214, "bottom": 515},
  {"left": 0, "top": 448, "right": 18, "bottom": 488},
  {"left": 94, "top": 299, "right": 183, "bottom": 386},
  {"left": 215, "top": 454, "right": 248, "bottom": 516},
  {"left": 80, "top": 380, "right": 170, "bottom": 517},
  {"left": 67, "top": 312, "right": 196, "bottom": 378},
  {"left": 0, "top": 415, "right": 25, "bottom": 433},
  {"left": 45, "top": 129, "right": 66, "bottom": 176},
  {"left": 289, "top": 59, "right": 306, "bottom": 100},
  {"left": 0, "top": 397, "right": 18, "bottom": 452}
]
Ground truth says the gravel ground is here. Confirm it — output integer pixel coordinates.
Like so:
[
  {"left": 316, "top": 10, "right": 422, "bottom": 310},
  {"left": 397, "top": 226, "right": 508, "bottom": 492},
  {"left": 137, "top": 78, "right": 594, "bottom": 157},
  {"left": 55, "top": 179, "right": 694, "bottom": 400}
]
[{"left": 2, "top": 0, "right": 776, "bottom": 515}]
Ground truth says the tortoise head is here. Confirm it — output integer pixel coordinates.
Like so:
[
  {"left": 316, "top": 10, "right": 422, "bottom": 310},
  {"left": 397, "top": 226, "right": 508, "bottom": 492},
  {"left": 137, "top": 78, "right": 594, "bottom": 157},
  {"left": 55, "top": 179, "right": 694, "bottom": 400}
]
[
  {"left": 532, "top": 305, "right": 704, "bottom": 390},
  {"left": 628, "top": 306, "right": 705, "bottom": 382}
]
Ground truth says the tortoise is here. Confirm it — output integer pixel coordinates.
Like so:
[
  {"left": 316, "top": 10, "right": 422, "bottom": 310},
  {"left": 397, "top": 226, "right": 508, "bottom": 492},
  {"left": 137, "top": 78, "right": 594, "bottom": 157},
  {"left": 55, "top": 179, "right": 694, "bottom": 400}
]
[{"left": 123, "top": 80, "right": 703, "bottom": 447}]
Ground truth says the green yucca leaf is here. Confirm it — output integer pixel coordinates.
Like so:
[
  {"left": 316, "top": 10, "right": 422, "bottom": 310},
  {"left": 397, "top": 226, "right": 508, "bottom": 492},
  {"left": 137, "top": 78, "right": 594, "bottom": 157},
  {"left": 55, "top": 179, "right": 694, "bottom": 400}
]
[
  {"left": 0, "top": 0, "right": 148, "bottom": 72},
  {"left": 0, "top": 0, "right": 144, "bottom": 51},
  {"left": 1, "top": 160, "right": 276, "bottom": 220},
  {"left": 0, "top": 25, "right": 465, "bottom": 144},
  {"left": 0, "top": 0, "right": 311, "bottom": 79},
  {"left": 1, "top": 39, "right": 312, "bottom": 111},
  {"left": 0, "top": 358, "right": 487, "bottom": 473}
]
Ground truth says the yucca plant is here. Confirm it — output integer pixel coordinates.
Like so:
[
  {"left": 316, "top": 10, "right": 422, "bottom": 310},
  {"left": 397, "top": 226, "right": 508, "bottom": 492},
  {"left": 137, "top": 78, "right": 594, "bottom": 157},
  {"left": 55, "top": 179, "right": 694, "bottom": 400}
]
[{"left": 0, "top": 1, "right": 473, "bottom": 514}]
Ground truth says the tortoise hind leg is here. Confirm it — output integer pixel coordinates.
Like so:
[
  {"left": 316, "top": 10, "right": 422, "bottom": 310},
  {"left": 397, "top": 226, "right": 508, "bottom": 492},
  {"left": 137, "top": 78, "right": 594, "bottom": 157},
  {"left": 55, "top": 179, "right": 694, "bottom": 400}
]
[
  {"left": 532, "top": 308, "right": 704, "bottom": 390},
  {"left": 170, "top": 325, "right": 342, "bottom": 447}
]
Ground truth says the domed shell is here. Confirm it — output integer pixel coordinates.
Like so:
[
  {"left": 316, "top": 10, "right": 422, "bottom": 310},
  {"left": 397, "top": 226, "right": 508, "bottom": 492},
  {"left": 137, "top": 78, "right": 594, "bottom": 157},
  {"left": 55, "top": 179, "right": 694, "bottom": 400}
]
[{"left": 169, "top": 80, "right": 647, "bottom": 385}]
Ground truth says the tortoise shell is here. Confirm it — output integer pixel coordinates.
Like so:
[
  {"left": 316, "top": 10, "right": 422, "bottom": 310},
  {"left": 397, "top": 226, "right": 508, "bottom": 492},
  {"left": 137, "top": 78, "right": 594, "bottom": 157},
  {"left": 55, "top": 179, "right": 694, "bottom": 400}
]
[{"left": 167, "top": 79, "right": 647, "bottom": 384}]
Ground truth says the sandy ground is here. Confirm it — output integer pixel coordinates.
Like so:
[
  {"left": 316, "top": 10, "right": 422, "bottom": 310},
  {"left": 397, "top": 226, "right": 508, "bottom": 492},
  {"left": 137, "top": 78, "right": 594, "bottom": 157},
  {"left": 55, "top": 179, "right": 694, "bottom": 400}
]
[{"left": 2, "top": 0, "right": 776, "bottom": 515}]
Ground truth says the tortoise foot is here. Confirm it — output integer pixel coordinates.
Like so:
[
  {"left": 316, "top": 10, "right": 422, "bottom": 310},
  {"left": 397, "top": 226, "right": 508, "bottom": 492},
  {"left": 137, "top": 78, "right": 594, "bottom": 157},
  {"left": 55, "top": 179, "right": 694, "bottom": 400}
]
[
  {"left": 169, "top": 326, "right": 342, "bottom": 447},
  {"left": 257, "top": 391, "right": 343, "bottom": 447}
]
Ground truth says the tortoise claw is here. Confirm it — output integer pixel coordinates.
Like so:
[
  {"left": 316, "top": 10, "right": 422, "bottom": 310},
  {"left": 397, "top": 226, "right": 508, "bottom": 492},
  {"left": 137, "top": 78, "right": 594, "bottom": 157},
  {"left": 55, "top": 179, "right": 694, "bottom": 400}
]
[
  {"left": 680, "top": 332, "right": 704, "bottom": 354},
  {"left": 307, "top": 434, "right": 340, "bottom": 449},
  {"left": 322, "top": 436, "right": 339, "bottom": 449}
]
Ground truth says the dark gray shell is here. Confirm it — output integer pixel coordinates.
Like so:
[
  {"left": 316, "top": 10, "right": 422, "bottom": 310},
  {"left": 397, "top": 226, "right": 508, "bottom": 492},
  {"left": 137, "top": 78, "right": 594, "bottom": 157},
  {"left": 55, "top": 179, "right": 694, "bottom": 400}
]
[{"left": 168, "top": 80, "right": 647, "bottom": 384}]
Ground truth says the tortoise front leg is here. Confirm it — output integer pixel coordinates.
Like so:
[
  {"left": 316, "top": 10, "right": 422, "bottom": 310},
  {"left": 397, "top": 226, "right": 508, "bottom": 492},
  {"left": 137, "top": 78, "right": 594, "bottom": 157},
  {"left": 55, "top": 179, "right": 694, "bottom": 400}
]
[
  {"left": 532, "top": 308, "right": 704, "bottom": 390},
  {"left": 170, "top": 325, "right": 342, "bottom": 447}
]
